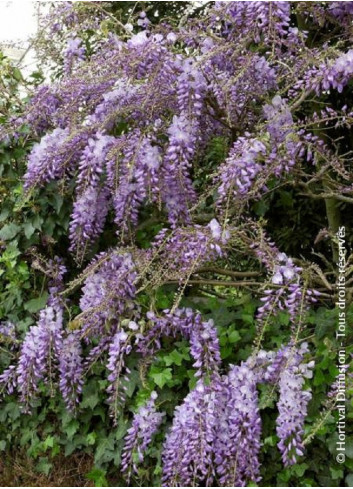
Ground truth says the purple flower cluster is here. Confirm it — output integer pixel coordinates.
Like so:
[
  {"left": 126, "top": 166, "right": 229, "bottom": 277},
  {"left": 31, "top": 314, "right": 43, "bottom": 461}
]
[
  {"left": 106, "top": 132, "right": 162, "bottom": 234},
  {"left": 16, "top": 305, "right": 63, "bottom": 409},
  {"left": 59, "top": 332, "right": 84, "bottom": 410},
  {"left": 138, "top": 308, "right": 221, "bottom": 381},
  {"left": 79, "top": 252, "right": 137, "bottom": 338},
  {"left": 162, "top": 114, "right": 198, "bottom": 226},
  {"left": 121, "top": 391, "right": 165, "bottom": 482},
  {"left": 162, "top": 343, "right": 314, "bottom": 486},
  {"left": 217, "top": 136, "right": 267, "bottom": 206},
  {"left": 64, "top": 38, "right": 86, "bottom": 74},
  {"left": 162, "top": 380, "right": 218, "bottom": 487},
  {"left": 24, "top": 128, "right": 69, "bottom": 190},
  {"left": 147, "top": 220, "right": 228, "bottom": 287},
  {"left": 69, "top": 186, "right": 110, "bottom": 261},
  {"left": 214, "top": 2, "right": 291, "bottom": 43},
  {"left": 302, "top": 50, "right": 353, "bottom": 96},
  {"left": 255, "top": 250, "right": 319, "bottom": 335},
  {"left": 276, "top": 343, "right": 314, "bottom": 465},
  {"left": 106, "top": 329, "right": 132, "bottom": 421},
  {"left": 0, "top": 321, "right": 16, "bottom": 344},
  {"left": 327, "top": 2, "right": 353, "bottom": 20},
  {"left": 215, "top": 363, "right": 262, "bottom": 486}
]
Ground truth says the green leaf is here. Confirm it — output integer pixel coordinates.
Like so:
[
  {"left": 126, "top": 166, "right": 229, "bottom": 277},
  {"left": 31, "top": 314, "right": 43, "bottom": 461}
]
[
  {"left": 64, "top": 420, "right": 80, "bottom": 440},
  {"left": 81, "top": 381, "right": 101, "bottom": 410},
  {"left": 0, "top": 222, "right": 21, "bottom": 241},
  {"left": 0, "top": 440, "right": 6, "bottom": 451},
  {"left": 12, "top": 67, "right": 23, "bottom": 81},
  {"left": 94, "top": 434, "right": 116, "bottom": 465},
  {"left": 0, "top": 207, "right": 10, "bottom": 222},
  {"left": 150, "top": 367, "right": 173, "bottom": 388},
  {"left": 330, "top": 467, "right": 344, "bottom": 480},
  {"left": 24, "top": 293, "right": 49, "bottom": 313},
  {"left": 164, "top": 349, "right": 190, "bottom": 366},
  {"left": 31, "top": 214, "right": 44, "bottom": 230},
  {"left": 35, "top": 457, "right": 53, "bottom": 476},
  {"left": 23, "top": 221, "right": 36, "bottom": 239},
  {"left": 87, "top": 432, "right": 97, "bottom": 445},
  {"left": 345, "top": 474, "right": 353, "bottom": 487},
  {"left": 86, "top": 467, "right": 109, "bottom": 487},
  {"left": 228, "top": 330, "right": 240, "bottom": 343},
  {"left": 43, "top": 435, "right": 55, "bottom": 450}
]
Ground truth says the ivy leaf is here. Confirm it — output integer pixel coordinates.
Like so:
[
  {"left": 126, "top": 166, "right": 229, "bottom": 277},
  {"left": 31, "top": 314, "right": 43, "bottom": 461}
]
[
  {"left": 43, "top": 435, "right": 55, "bottom": 450},
  {"left": 35, "top": 457, "right": 52, "bottom": 476},
  {"left": 24, "top": 293, "right": 49, "bottom": 313},
  {"left": 94, "top": 434, "right": 116, "bottom": 465},
  {"left": 228, "top": 330, "right": 240, "bottom": 344},
  {"left": 0, "top": 222, "right": 21, "bottom": 241},
  {"left": 86, "top": 432, "right": 97, "bottom": 445},
  {"left": 164, "top": 349, "right": 190, "bottom": 366},
  {"left": 23, "top": 221, "right": 36, "bottom": 239},
  {"left": 150, "top": 367, "right": 173, "bottom": 388},
  {"left": 86, "top": 467, "right": 109, "bottom": 487},
  {"left": 64, "top": 420, "right": 80, "bottom": 440}
]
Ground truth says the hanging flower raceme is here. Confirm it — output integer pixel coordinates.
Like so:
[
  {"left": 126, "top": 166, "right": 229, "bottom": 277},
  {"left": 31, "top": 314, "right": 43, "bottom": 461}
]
[
  {"left": 79, "top": 251, "right": 137, "bottom": 339},
  {"left": 162, "top": 114, "right": 199, "bottom": 227},
  {"left": 121, "top": 391, "right": 165, "bottom": 482},
  {"left": 214, "top": 363, "right": 262, "bottom": 487},
  {"left": 106, "top": 131, "right": 162, "bottom": 235},
  {"left": 16, "top": 305, "right": 63, "bottom": 410},
  {"left": 106, "top": 329, "right": 132, "bottom": 422},
  {"left": 276, "top": 343, "right": 315, "bottom": 466},
  {"left": 143, "top": 220, "right": 228, "bottom": 290},
  {"left": 162, "top": 380, "right": 218, "bottom": 487},
  {"left": 138, "top": 307, "right": 222, "bottom": 381},
  {"left": 58, "top": 331, "right": 84, "bottom": 410},
  {"left": 217, "top": 135, "right": 267, "bottom": 208}
]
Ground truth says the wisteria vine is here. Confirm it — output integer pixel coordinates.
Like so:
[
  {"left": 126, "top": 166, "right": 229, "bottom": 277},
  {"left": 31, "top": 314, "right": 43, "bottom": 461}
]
[{"left": 1, "top": 1, "right": 353, "bottom": 486}]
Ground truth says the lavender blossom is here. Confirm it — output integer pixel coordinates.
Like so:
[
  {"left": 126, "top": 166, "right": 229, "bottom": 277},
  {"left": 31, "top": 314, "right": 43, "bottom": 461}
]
[
  {"left": 64, "top": 37, "right": 86, "bottom": 74},
  {"left": 59, "top": 332, "right": 84, "bottom": 410},
  {"left": 215, "top": 363, "right": 262, "bottom": 487},
  {"left": 162, "top": 380, "right": 218, "bottom": 486},
  {"left": 276, "top": 343, "right": 314, "bottom": 466},
  {"left": 79, "top": 252, "right": 137, "bottom": 339},
  {"left": 121, "top": 391, "right": 165, "bottom": 482},
  {"left": 16, "top": 305, "right": 63, "bottom": 409},
  {"left": 106, "top": 330, "right": 132, "bottom": 421}
]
